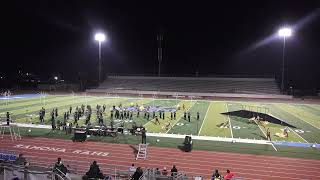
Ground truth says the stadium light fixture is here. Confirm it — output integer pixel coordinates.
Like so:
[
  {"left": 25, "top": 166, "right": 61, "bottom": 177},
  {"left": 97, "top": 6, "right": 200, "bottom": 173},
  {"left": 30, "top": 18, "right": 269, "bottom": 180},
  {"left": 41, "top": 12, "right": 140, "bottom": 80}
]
[
  {"left": 95, "top": 33, "right": 106, "bottom": 42},
  {"left": 94, "top": 32, "right": 107, "bottom": 83},
  {"left": 278, "top": 28, "right": 292, "bottom": 37},
  {"left": 278, "top": 27, "right": 292, "bottom": 94}
]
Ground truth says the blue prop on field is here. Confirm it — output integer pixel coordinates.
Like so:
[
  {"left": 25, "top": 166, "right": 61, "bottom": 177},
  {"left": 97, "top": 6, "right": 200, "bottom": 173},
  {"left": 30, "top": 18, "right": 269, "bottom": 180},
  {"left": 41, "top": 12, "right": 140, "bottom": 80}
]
[{"left": 126, "top": 105, "right": 177, "bottom": 113}]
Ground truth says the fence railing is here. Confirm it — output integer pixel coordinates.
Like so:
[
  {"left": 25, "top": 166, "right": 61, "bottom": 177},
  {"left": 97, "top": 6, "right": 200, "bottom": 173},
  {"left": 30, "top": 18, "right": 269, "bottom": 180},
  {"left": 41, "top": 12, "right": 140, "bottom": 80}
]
[
  {"left": 0, "top": 162, "right": 53, "bottom": 180},
  {"left": 23, "top": 155, "right": 206, "bottom": 179}
]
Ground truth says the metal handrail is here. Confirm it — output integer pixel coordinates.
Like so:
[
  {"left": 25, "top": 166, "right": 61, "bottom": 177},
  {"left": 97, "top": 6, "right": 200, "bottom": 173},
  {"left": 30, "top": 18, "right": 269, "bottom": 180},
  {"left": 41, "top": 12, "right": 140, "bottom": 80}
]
[{"left": 53, "top": 167, "right": 71, "bottom": 180}]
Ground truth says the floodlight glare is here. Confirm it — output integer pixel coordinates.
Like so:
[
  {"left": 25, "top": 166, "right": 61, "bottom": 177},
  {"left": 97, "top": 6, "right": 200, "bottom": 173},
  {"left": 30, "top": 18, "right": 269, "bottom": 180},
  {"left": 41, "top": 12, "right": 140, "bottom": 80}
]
[
  {"left": 278, "top": 28, "right": 292, "bottom": 37},
  {"left": 54, "top": 76, "right": 58, "bottom": 80},
  {"left": 278, "top": 26, "right": 292, "bottom": 94},
  {"left": 94, "top": 32, "right": 107, "bottom": 83},
  {"left": 95, "top": 33, "right": 106, "bottom": 42}
]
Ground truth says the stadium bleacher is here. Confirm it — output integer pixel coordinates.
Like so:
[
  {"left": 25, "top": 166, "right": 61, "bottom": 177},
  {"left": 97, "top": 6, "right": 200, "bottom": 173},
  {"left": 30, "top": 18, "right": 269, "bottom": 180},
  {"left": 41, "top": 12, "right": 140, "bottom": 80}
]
[{"left": 93, "top": 76, "right": 280, "bottom": 95}]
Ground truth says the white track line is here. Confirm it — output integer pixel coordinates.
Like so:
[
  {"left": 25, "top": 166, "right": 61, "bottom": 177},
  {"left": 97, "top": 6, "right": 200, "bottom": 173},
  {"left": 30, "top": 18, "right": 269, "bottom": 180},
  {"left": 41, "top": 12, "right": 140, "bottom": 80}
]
[
  {"left": 288, "top": 127, "right": 309, "bottom": 143},
  {"left": 197, "top": 102, "right": 211, "bottom": 136},
  {"left": 225, "top": 104, "right": 234, "bottom": 138},
  {"left": 165, "top": 101, "right": 195, "bottom": 133}
]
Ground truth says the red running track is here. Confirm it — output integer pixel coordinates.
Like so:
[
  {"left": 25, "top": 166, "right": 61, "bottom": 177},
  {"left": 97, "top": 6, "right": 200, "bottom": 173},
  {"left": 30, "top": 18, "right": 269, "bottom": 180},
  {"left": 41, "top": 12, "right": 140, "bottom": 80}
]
[{"left": 1, "top": 136, "right": 320, "bottom": 180}]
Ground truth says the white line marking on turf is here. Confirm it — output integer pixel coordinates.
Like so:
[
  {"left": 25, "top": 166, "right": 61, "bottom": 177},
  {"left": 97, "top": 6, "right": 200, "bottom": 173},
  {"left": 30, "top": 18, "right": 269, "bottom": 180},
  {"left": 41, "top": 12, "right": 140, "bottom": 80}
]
[
  {"left": 275, "top": 105, "right": 320, "bottom": 130},
  {"left": 288, "top": 127, "right": 309, "bottom": 143},
  {"left": 254, "top": 120, "right": 267, "bottom": 138},
  {"left": 270, "top": 113, "right": 310, "bottom": 143},
  {"left": 271, "top": 143, "right": 278, "bottom": 151},
  {"left": 198, "top": 102, "right": 211, "bottom": 136},
  {"left": 225, "top": 104, "right": 234, "bottom": 138},
  {"left": 165, "top": 101, "right": 196, "bottom": 133}
]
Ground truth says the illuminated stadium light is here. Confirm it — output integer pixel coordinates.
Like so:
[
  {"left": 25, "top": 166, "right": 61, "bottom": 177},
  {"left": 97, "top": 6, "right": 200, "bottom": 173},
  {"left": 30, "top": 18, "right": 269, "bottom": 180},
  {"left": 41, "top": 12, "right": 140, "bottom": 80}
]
[
  {"left": 94, "top": 32, "right": 107, "bottom": 83},
  {"left": 278, "top": 27, "right": 292, "bottom": 94},
  {"left": 54, "top": 76, "right": 58, "bottom": 80},
  {"left": 278, "top": 27, "right": 292, "bottom": 37},
  {"left": 94, "top": 33, "right": 106, "bottom": 42}
]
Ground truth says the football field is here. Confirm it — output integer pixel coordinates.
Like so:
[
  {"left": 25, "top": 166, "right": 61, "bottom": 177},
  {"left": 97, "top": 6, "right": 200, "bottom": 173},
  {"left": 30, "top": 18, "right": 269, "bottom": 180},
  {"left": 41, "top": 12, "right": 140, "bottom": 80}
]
[{"left": 1, "top": 93, "right": 319, "bottom": 144}]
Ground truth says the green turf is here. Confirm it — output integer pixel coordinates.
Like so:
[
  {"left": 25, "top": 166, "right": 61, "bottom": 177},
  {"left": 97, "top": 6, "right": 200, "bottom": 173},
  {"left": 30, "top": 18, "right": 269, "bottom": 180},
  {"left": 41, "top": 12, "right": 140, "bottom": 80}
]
[
  {"left": 168, "top": 101, "right": 209, "bottom": 135},
  {"left": 2, "top": 95, "right": 320, "bottom": 160},
  {"left": 0, "top": 95, "right": 55, "bottom": 106},
  {"left": 268, "top": 104, "right": 320, "bottom": 143},
  {"left": 14, "top": 96, "right": 114, "bottom": 123},
  {"left": 226, "top": 103, "right": 266, "bottom": 140},
  {"left": 277, "top": 104, "right": 320, "bottom": 129},
  {"left": 198, "top": 102, "right": 232, "bottom": 137},
  {"left": 0, "top": 95, "right": 58, "bottom": 112},
  {"left": 242, "top": 102, "right": 305, "bottom": 142},
  {"left": 298, "top": 104, "right": 320, "bottom": 116}
]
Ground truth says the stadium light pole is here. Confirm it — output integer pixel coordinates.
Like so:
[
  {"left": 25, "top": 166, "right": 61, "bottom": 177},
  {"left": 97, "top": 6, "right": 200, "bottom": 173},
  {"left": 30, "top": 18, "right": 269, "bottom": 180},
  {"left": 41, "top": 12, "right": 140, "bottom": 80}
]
[
  {"left": 95, "top": 32, "right": 106, "bottom": 83},
  {"left": 278, "top": 27, "right": 292, "bottom": 94}
]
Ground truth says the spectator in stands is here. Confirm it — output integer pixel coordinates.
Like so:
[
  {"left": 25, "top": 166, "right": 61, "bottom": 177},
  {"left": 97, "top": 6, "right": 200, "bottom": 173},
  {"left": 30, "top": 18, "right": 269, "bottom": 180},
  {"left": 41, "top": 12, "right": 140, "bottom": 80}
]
[
  {"left": 131, "top": 167, "right": 143, "bottom": 180},
  {"left": 129, "top": 163, "right": 136, "bottom": 176},
  {"left": 170, "top": 165, "right": 178, "bottom": 176},
  {"left": 14, "top": 154, "right": 27, "bottom": 166},
  {"left": 162, "top": 167, "right": 168, "bottom": 176},
  {"left": 54, "top": 157, "right": 67, "bottom": 175},
  {"left": 155, "top": 168, "right": 161, "bottom": 175},
  {"left": 224, "top": 169, "right": 235, "bottom": 180},
  {"left": 85, "top": 160, "right": 104, "bottom": 179},
  {"left": 212, "top": 169, "right": 221, "bottom": 180}
]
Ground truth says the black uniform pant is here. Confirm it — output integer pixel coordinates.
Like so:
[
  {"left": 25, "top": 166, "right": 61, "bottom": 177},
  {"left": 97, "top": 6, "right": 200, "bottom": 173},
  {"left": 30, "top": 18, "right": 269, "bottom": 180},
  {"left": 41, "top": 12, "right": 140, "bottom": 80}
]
[{"left": 142, "top": 135, "right": 146, "bottom": 144}]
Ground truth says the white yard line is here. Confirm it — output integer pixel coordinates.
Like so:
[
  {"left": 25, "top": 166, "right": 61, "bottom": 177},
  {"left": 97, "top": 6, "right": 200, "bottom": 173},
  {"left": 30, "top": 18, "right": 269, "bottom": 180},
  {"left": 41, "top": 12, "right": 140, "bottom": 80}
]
[
  {"left": 275, "top": 106, "right": 320, "bottom": 130},
  {"left": 288, "top": 127, "right": 309, "bottom": 143},
  {"left": 225, "top": 104, "right": 234, "bottom": 138},
  {"left": 197, "top": 102, "right": 211, "bottom": 136},
  {"left": 253, "top": 120, "right": 267, "bottom": 138},
  {"left": 270, "top": 143, "right": 278, "bottom": 151},
  {"left": 270, "top": 113, "right": 310, "bottom": 143},
  {"left": 165, "top": 102, "right": 196, "bottom": 133},
  {"left": 147, "top": 132, "right": 271, "bottom": 144},
  {"left": 253, "top": 121, "right": 278, "bottom": 151}
]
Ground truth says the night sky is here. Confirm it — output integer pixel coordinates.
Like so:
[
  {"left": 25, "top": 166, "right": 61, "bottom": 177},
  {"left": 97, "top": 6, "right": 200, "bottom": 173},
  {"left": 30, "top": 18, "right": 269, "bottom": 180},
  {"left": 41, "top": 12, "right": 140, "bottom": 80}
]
[{"left": 2, "top": 1, "right": 320, "bottom": 89}]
